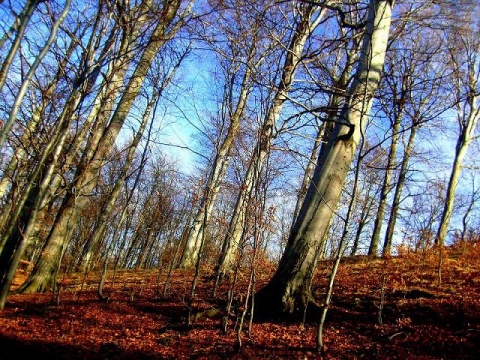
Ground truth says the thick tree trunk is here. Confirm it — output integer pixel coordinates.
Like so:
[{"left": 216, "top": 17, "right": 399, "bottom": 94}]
[{"left": 255, "top": 0, "right": 393, "bottom": 316}]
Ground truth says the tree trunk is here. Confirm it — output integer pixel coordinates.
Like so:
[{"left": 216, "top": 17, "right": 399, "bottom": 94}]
[
  {"left": 383, "top": 121, "right": 417, "bottom": 256},
  {"left": 179, "top": 50, "right": 255, "bottom": 268},
  {"left": 255, "top": 0, "right": 394, "bottom": 316},
  {"left": 16, "top": 0, "right": 185, "bottom": 294},
  {"left": 369, "top": 103, "right": 402, "bottom": 256},
  {"left": 435, "top": 40, "right": 480, "bottom": 246},
  {"left": 435, "top": 117, "right": 478, "bottom": 245},
  {"left": 215, "top": 3, "right": 325, "bottom": 279}
]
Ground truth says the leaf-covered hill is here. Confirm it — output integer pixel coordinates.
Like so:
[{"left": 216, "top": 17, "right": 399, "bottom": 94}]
[{"left": 1, "top": 245, "right": 479, "bottom": 359}]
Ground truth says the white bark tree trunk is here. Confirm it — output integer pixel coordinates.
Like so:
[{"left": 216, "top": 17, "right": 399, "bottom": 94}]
[{"left": 255, "top": 0, "right": 394, "bottom": 314}]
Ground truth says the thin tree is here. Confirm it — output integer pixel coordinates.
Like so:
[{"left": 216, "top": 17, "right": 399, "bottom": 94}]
[
  {"left": 382, "top": 30, "right": 449, "bottom": 256},
  {"left": 368, "top": 58, "right": 406, "bottom": 256},
  {"left": 80, "top": 48, "right": 186, "bottom": 273},
  {"left": 215, "top": 1, "right": 325, "bottom": 282},
  {"left": 0, "top": 0, "right": 46, "bottom": 93},
  {"left": 0, "top": 0, "right": 71, "bottom": 148},
  {"left": 16, "top": 0, "right": 190, "bottom": 294},
  {"left": 435, "top": 17, "right": 480, "bottom": 247},
  {"left": 178, "top": 0, "right": 263, "bottom": 267}
]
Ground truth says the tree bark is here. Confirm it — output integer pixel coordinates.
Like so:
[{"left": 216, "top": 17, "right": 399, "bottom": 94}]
[{"left": 255, "top": 0, "right": 394, "bottom": 316}]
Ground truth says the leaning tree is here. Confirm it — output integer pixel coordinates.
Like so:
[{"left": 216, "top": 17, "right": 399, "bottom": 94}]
[{"left": 255, "top": 0, "right": 394, "bottom": 315}]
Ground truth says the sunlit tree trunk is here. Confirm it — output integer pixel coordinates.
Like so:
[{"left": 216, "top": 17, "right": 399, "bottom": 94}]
[
  {"left": 435, "top": 31, "right": 480, "bottom": 246},
  {"left": 215, "top": 3, "right": 324, "bottom": 279},
  {"left": 179, "top": 49, "right": 255, "bottom": 268},
  {"left": 17, "top": 0, "right": 187, "bottom": 294},
  {"left": 383, "top": 121, "right": 417, "bottom": 256},
  {"left": 0, "top": 0, "right": 45, "bottom": 93},
  {"left": 255, "top": 0, "right": 394, "bottom": 315}
]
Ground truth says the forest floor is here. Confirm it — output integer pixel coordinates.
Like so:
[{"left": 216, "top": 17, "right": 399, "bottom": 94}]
[{"left": 0, "top": 245, "right": 479, "bottom": 359}]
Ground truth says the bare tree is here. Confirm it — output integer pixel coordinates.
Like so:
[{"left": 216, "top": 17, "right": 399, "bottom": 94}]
[
  {"left": 435, "top": 14, "right": 480, "bottom": 246},
  {"left": 215, "top": 0, "right": 325, "bottom": 282},
  {"left": 255, "top": 0, "right": 394, "bottom": 315},
  {"left": 178, "top": 0, "right": 265, "bottom": 268},
  {"left": 0, "top": 0, "right": 46, "bottom": 93},
  {"left": 16, "top": 0, "right": 191, "bottom": 294},
  {"left": 382, "top": 27, "right": 450, "bottom": 256}
]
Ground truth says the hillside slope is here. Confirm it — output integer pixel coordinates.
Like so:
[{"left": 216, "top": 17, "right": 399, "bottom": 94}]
[{"left": 0, "top": 246, "right": 479, "bottom": 359}]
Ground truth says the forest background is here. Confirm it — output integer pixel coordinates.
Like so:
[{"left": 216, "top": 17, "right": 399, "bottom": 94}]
[{"left": 0, "top": 0, "right": 479, "bottom": 357}]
